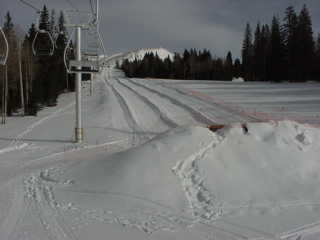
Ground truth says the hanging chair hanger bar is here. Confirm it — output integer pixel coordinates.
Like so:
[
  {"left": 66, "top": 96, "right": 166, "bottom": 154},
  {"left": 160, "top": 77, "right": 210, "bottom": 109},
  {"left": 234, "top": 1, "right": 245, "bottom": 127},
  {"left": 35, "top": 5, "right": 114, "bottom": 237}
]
[
  {"left": 32, "top": 31, "right": 55, "bottom": 56},
  {"left": 0, "top": 27, "right": 9, "bottom": 65},
  {"left": 19, "top": 0, "right": 55, "bottom": 57},
  {"left": 64, "top": 28, "right": 75, "bottom": 73}
]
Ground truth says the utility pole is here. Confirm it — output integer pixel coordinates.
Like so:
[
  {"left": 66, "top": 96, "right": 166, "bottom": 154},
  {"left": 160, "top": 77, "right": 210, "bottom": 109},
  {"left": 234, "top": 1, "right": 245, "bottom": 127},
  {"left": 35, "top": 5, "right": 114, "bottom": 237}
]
[
  {"left": 96, "top": 0, "right": 99, "bottom": 24},
  {"left": 75, "top": 26, "right": 83, "bottom": 143}
]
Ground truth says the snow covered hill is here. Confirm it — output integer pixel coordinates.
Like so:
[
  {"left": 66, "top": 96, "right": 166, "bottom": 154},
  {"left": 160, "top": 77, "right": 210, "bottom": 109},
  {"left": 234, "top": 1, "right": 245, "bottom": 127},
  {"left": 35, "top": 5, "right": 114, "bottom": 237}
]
[{"left": 105, "top": 47, "right": 174, "bottom": 67}]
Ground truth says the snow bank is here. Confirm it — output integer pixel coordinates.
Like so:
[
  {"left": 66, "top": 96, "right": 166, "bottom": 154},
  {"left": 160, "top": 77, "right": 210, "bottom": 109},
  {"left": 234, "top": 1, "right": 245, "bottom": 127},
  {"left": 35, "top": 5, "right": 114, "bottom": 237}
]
[
  {"left": 202, "top": 121, "right": 320, "bottom": 205},
  {"left": 59, "top": 121, "right": 320, "bottom": 237},
  {"left": 232, "top": 77, "right": 245, "bottom": 82},
  {"left": 200, "top": 121, "right": 320, "bottom": 235},
  {"left": 62, "top": 126, "right": 219, "bottom": 212}
]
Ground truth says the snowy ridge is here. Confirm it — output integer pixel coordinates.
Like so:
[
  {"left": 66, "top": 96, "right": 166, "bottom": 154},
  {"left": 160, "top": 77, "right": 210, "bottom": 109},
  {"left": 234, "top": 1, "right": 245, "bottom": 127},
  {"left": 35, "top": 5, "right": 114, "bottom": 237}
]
[{"left": 105, "top": 47, "right": 174, "bottom": 67}]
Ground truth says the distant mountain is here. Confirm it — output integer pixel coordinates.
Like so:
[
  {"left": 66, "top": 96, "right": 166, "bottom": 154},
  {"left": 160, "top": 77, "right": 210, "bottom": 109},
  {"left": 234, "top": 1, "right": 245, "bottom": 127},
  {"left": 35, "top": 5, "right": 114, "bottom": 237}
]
[{"left": 105, "top": 47, "right": 174, "bottom": 67}]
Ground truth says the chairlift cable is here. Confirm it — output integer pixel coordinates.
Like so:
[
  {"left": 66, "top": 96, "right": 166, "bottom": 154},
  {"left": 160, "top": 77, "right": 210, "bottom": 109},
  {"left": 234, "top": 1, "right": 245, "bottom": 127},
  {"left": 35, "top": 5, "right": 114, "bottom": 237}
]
[
  {"left": 19, "top": 0, "right": 41, "bottom": 13},
  {"left": 64, "top": 27, "right": 75, "bottom": 73},
  {"left": 89, "top": 0, "right": 96, "bottom": 16},
  {"left": 65, "top": 0, "right": 79, "bottom": 12},
  {"left": 96, "top": 0, "right": 107, "bottom": 63}
]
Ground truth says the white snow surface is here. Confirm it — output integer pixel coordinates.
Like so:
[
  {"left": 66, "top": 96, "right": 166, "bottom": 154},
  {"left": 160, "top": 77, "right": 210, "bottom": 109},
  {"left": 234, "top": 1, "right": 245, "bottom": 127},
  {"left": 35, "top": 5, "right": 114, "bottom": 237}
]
[
  {"left": 232, "top": 77, "right": 245, "bottom": 82},
  {"left": 105, "top": 47, "right": 174, "bottom": 67},
  {"left": 1, "top": 68, "right": 320, "bottom": 240}
]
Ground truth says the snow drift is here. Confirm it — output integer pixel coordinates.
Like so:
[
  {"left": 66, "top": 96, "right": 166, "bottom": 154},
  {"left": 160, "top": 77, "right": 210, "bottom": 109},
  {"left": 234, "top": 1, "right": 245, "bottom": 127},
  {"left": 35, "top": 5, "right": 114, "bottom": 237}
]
[
  {"left": 232, "top": 77, "right": 245, "bottom": 82},
  {"left": 57, "top": 121, "right": 320, "bottom": 238},
  {"left": 61, "top": 126, "right": 218, "bottom": 213}
]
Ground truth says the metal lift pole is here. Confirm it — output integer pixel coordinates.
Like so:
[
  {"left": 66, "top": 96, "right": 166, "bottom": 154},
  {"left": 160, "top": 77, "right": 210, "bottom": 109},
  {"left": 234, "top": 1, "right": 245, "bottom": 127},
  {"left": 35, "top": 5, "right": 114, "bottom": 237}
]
[
  {"left": 96, "top": 0, "right": 99, "bottom": 24},
  {"left": 90, "top": 0, "right": 99, "bottom": 97},
  {"left": 75, "top": 26, "right": 83, "bottom": 143}
]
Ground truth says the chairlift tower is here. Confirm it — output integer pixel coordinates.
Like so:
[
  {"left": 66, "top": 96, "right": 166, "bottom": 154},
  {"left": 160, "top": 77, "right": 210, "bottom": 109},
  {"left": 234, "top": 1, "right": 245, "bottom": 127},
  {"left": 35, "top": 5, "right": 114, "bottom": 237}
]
[
  {"left": 64, "top": 21, "right": 87, "bottom": 143},
  {"left": 75, "top": 26, "right": 83, "bottom": 142},
  {"left": 63, "top": 0, "right": 104, "bottom": 143},
  {"left": 19, "top": 0, "right": 106, "bottom": 143}
]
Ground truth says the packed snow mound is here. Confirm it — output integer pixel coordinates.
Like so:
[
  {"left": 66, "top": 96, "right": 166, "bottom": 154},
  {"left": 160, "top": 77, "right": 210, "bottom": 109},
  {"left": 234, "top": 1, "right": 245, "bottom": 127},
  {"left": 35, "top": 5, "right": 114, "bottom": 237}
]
[
  {"left": 202, "top": 121, "right": 320, "bottom": 205},
  {"left": 200, "top": 121, "right": 320, "bottom": 234},
  {"left": 105, "top": 48, "right": 174, "bottom": 67},
  {"left": 59, "top": 121, "right": 320, "bottom": 234},
  {"left": 232, "top": 77, "right": 245, "bottom": 82},
  {"left": 62, "top": 126, "right": 218, "bottom": 212}
]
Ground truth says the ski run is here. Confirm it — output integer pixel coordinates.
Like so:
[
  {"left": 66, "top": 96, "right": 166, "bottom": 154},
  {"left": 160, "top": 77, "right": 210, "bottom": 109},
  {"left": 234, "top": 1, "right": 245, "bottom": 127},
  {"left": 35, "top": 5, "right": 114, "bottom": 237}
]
[{"left": 1, "top": 68, "right": 320, "bottom": 240}]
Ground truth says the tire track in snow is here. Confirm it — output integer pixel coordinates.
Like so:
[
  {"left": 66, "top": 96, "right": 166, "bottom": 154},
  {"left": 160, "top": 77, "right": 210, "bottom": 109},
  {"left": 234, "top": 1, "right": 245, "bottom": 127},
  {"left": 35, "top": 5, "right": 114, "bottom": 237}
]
[
  {"left": 128, "top": 78, "right": 216, "bottom": 126},
  {"left": 161, "top": 82, "right": 259, "bottom": 123},
  {"left": 104, "top": 78, "right": 154, "bottom": 146},
  {"left": 117, "top": 78, "right": 178, "bottom": 129}
]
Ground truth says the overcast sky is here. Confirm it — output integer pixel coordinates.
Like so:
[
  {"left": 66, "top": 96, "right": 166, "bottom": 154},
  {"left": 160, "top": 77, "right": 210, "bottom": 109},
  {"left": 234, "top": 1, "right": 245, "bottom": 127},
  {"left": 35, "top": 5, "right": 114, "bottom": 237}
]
[{"left": 1, "top": 0, "right": 320, "bottom": 58}]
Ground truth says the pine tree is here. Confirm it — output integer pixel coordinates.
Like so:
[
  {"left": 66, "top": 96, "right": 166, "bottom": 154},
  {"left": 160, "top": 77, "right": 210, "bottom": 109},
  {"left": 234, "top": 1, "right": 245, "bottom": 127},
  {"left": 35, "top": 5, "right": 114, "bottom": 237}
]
[
  {"left": 39, "top": 5, "right": 50, "bottom": 31},
  {"left": 283, "top": 6, "right": 299, "bottom": 81},
  {"left": 58, "top": 11, "right": 66, "bottom": 33},
  {"left": 3, "top": 12, "right": 14, "bottom": 31},
  {"left": 182, "top": 49, "right": 190, "bottom": 79},
  {"left": 27, "top": 23, "right": 37, "bottom": 43},
  {"left": 224, "top": 51, "right": 233, "bottom": 80},
  {"left": 296, "top": 4, "right": 315, "bottom": 81},
  {"left": 314, "top": 34, "right": 320, "bottom": 81},
  {"left": 268, "top": 16, "right": 286, "bottom": 82},
  {"left": 49, "top": 9, "right": 56, "bottom": 35},
  {"left": 260, "top": 24, "right": 270, "bottom": 81},
  {"left": 253, "top": 22, "right": 265, "bottom": 81},
  {"left": 3, "top": 12, "right": 20, "bottom": 115},
  {"left": 242, "top": 23, "right": 254, "bottom": 81},
  {"left": 233, "top": 58, "right": 242, "bottom": 78},
  {"left": 55, "top": 12, "right": 67, "bottom": 50}
]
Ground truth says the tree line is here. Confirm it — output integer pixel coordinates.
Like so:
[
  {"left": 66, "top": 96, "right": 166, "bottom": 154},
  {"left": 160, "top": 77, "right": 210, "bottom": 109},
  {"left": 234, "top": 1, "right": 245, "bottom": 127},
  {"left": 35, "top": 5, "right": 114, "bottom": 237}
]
[
  {"left": 121, "top": 49, "right": 241, "bottom": 81},
  {"left": 0, "top": 6, "right": 74, "bottom": 118},
  {"left": 242, "top": 4, "right": 319, "bottom": 82},
  {"left": 122, "top": 4, "right": 320, "bottom": 82}
]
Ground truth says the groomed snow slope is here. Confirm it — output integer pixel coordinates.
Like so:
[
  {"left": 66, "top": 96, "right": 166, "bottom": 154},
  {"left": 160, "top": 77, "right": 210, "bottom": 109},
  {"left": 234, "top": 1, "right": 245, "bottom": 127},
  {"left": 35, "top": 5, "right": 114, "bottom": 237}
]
[{"left": 1, "top": 68, "right": 320, "bottom": 240}]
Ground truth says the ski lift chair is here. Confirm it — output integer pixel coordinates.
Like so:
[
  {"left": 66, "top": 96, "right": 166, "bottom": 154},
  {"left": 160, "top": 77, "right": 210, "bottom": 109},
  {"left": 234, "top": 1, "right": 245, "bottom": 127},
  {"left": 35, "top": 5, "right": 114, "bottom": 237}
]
[
  {"left": 32, "top": 29, "right": 55, "bottom": 57},
  {"left": 54, "top": 31, "right": 64, "bottom": 50},
  {"left": 0, "top": 27, "right": 9, "bottom": 65}
]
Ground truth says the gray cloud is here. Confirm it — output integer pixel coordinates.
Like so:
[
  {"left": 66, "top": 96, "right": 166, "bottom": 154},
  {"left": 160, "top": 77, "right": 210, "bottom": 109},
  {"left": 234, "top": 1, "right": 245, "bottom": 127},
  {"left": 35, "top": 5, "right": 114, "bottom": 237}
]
[{"left": 1, "top": 0, "right": 320, "bottom": 58}]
